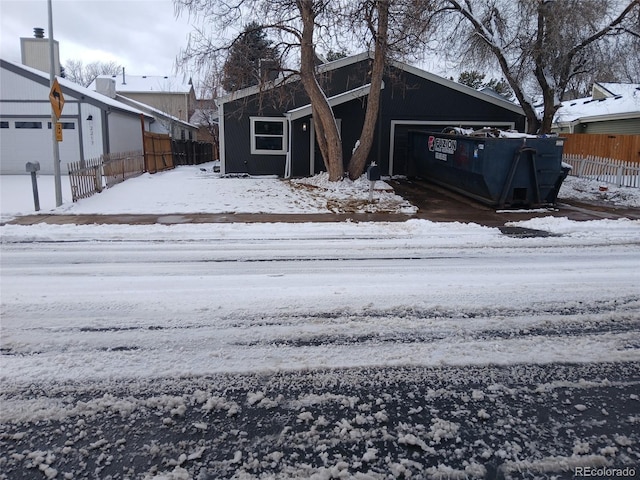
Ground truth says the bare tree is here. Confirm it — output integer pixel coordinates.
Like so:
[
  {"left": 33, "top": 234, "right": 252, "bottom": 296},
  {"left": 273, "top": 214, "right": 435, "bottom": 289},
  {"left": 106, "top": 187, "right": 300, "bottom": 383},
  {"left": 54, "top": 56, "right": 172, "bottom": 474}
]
[
  {"left": 174, "top": 0, "right": 437, "bottom": 181},
  {"left": 63, "top": 60, "right": 122, "bottom": 87},
  {"left": 434, "top": 0, "right": 639, "bottom": 133},
  {"left": 345, "top": 0, "right": 389, "bottom": 180}
]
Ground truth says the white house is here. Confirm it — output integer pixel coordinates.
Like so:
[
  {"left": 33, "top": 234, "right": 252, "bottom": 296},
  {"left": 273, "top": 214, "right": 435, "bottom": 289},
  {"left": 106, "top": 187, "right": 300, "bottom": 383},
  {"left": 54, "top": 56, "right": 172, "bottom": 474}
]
[
  {"left": 552, "top": 82, "right": 640, "bottom": 134},
  {"left": 89, "top": 76, "right": 198, "bottom": 140},
  {"left": 89, "top": 73, "right": 196, "bottom": 124},
  {"left": 0, "top": 59, "right": 154, "bottom": 175}
]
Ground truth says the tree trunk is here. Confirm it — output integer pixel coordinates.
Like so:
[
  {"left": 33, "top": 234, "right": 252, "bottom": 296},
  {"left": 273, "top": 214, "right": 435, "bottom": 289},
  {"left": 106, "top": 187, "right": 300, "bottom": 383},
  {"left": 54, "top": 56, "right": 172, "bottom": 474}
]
[
  {"left": 347, "top": 0, "right": 389, "bottom": 180},
  {"left": 297, "top": 0, "right": 344, "bottom": 181}
]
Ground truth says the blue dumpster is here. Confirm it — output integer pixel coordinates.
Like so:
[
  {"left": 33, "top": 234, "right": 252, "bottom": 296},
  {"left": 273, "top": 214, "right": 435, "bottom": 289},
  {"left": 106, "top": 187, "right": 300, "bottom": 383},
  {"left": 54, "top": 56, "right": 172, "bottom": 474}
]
[{"left": 407, "top": 129, "right": 570, "bottom": 208}]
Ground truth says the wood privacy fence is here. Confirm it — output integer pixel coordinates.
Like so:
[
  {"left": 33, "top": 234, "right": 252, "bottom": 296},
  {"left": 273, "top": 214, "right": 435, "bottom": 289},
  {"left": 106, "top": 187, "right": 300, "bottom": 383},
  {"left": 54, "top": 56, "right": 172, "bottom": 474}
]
[
  {"left": 560, "top": 133, "right": 640, "bottom": 164},
  {"left": 563, "top": 153, "right": 640, "bottom": 188},
  {"left": 172, "top": 140, "right": 214, "bottom": 166},
  {"left": 144, "top": 132, "right": 174, "bottom": 173},
  {"left": 67, "top": 150, "right": 145, "bottom": 202}
]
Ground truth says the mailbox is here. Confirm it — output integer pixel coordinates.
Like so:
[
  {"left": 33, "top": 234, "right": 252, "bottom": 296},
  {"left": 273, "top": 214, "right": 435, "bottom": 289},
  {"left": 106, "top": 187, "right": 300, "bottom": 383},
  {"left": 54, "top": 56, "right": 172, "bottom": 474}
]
[
  {"left": 25, "top": 161, "right": 41, "bottom": 173},
  {"left": 366, "top": 163, "right": 381, "bottom": 181},
  {"left": 25, "top": 162, "right": 41, "bottom": 211}
]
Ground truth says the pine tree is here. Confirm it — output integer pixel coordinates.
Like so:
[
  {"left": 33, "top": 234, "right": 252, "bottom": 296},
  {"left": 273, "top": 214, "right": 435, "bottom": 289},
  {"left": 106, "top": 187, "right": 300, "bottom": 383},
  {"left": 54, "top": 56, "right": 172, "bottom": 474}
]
[{"left": 221, "top": 22, "right": 281, "bottom": 92}]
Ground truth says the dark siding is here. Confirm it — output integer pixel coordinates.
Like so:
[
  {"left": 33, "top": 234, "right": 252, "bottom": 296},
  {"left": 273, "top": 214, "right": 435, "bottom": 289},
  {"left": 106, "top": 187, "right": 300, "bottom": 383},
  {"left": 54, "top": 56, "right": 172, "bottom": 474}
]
[
  {"left": 220, "top": 58, "right": 525, "bottom": 177},
  {"left": 223, "top": 94, "right": 293, "bottom": 175}
]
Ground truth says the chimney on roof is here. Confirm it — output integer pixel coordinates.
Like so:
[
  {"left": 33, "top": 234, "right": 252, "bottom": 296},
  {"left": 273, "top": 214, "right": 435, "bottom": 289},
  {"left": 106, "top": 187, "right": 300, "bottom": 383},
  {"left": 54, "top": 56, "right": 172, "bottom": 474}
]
[{"left": 21, "top": 27, "right": 60, "bottom": 75}]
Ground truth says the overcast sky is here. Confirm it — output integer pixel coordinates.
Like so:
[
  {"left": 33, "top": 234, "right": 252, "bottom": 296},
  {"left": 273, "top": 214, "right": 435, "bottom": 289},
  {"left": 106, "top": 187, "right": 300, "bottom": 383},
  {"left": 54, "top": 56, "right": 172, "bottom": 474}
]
[{"left": 0, "top": 0, "right": 196, "bottom": 80}]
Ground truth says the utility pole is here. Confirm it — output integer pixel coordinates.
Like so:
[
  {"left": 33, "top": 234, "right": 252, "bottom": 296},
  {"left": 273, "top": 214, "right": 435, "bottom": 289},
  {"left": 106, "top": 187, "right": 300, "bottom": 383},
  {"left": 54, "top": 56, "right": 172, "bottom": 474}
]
[{"left": 48, "top": 0, "right": 62, "bottom": 206}]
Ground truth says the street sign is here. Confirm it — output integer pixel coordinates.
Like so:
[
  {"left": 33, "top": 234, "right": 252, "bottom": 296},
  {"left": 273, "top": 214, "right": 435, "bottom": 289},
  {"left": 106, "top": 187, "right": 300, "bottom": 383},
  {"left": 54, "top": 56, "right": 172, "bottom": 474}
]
[
  {"left": 55, "top": 121, "right": 63, "bottom": 142},
  {"left": 49, "top": 77, "right": 65, "bottom": 119}
]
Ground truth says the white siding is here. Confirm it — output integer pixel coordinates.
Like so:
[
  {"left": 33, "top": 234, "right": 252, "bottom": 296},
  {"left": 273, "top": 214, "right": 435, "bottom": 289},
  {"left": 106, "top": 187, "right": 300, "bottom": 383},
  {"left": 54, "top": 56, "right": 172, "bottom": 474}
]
[
  {"left": 107, "top": 111, "right": 143, "bottom": 153},
  {"left": 80, "top": 104, "right": 104, "bottom": 160},
  {"left": 0, "top": 118, "right": 80, "bottom": 174},
  {"left": 1, "top": 62, "right": 146, "bottom": 174}
]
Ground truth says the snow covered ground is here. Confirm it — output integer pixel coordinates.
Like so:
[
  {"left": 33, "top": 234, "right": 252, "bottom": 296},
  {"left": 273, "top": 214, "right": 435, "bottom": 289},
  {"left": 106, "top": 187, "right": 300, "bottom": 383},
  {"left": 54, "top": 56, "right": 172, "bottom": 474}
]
[
  {"left": 1, "top": 165, "right": 639, "bottom": 479},
  {"left": 2, "top": 163, "right": 639, "bottom": 222}
]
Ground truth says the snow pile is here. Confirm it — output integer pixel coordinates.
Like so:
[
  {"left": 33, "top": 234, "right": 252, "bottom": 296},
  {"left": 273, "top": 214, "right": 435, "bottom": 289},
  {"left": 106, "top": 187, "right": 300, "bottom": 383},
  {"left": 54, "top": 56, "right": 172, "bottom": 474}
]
[
  {"left": 559, "top": 175, "right": 640, "bottom": 207},
  {"left": 290, "top": 172, "right": 417, "bottom": 214}
]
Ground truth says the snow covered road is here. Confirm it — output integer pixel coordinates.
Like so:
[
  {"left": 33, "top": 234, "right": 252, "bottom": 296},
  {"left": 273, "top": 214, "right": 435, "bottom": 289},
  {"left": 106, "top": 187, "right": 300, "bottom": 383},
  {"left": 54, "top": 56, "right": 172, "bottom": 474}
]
[
  {"left": 1, "top": 218, "right": 639, "bottom": 478},
  {"left": 1, "top": 219, "right": 639, "bottom": 385}
]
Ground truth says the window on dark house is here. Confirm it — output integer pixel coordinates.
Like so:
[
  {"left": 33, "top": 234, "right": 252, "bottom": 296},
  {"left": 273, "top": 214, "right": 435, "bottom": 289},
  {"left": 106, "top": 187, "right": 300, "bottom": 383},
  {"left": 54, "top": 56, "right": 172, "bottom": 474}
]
[{"left": 250, "top": 117, "right": 287, "bottom": 155}]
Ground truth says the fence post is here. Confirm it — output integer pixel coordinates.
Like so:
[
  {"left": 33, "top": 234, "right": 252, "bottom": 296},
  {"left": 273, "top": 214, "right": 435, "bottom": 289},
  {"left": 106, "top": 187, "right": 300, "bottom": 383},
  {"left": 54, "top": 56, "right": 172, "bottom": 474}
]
[
  {"left": 616, "top": 165, "right": 624, "bottom": 187},
  {"left": 576, "top": 157, "right": 585, "bottom": 177},
  {"left": 95, "top": 164, "right": 103, "bottom": 193}
]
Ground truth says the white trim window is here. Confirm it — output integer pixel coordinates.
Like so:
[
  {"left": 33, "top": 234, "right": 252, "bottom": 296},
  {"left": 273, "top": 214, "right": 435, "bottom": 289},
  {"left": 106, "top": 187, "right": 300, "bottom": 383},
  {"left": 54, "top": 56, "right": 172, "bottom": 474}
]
[{"left": 250, "top": 117, "right": 287, "bottom": 155}]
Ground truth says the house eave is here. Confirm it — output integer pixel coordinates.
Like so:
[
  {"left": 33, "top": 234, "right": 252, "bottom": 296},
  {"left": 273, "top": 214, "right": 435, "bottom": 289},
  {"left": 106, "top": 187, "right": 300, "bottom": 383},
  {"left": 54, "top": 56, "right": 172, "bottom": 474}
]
[{"left": 286, "top": 82, "right": 383, "bottom": 121}]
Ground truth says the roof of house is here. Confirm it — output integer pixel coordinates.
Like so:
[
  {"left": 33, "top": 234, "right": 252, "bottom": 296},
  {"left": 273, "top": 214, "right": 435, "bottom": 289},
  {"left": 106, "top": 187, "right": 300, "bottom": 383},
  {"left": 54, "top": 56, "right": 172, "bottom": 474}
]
[
  {"left": 553, "top": 83, "right": 640, "bottom": 126},
  {"left": 215, "top": 51, "right": 524, "bottom": 115},
  {"left": 593, "top": 82, "right": 640, "bottom": 99},
  {"left": 190, "top": 108, "right": 219, "bottom": 126},
  {"left": 115, "top": 94, "right": 198, "bottom": 129},
  {"left": 0, "top": 58, "right": 152, "bottom": 118},
  {"left": 90, "top": 74, "right": 193, "bottom": 94}
]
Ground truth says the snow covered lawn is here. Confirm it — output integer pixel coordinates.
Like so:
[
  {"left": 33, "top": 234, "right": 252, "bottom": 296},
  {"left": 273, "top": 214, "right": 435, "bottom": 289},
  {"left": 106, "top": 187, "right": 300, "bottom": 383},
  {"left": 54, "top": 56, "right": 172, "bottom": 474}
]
[{"left": 2, "top": 163, "right": 639, "bottom": 223}]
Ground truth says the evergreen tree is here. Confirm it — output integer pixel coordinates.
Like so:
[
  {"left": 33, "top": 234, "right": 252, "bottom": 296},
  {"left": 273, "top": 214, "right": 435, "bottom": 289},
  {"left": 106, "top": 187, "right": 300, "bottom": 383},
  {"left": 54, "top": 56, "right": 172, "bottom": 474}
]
[
  {"left": 221, "top": 22, "right": 281, "bottom": 92},
  {"left": 457, "top": 70, "right": 485, "bottom": 90},
  {"left": 458, "top": 71, "right": 514, "bottom": 99}
]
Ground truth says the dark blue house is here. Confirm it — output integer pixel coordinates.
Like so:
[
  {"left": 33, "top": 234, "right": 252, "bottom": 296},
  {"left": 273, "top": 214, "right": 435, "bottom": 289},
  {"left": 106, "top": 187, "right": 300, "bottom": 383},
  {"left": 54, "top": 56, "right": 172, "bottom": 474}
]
[{"left": 215, "top": 52, "right": 526, "bottom": 178}]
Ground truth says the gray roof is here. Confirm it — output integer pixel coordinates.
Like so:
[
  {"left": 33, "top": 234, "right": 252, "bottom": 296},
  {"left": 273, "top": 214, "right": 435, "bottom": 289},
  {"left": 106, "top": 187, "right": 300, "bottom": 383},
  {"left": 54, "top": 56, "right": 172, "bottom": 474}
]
[{"left": 1, "top": 58, "right": 153, "bottom": 118}]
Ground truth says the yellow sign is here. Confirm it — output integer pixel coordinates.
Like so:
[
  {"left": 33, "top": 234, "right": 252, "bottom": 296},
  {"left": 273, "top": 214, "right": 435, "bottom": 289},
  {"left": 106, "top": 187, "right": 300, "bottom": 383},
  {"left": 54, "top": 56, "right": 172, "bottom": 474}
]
[
  {"left": 55, "top": 122, "right": 63, "bottom": 142},
  {"left": 49, "top": 78, "right": 65, "bottom": 119}
]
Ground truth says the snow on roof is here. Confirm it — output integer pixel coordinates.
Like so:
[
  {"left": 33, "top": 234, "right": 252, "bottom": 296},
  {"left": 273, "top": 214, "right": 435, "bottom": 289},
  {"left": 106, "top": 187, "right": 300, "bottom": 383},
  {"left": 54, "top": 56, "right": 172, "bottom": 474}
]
[
  {"left": 595, "top": 82, "right": 640, "bottom": 99},
  {"left": 115, "top": 94, "right": 197, "bottom": 129},
  {"left": 553, "top": 85, "right": 640, "bottom": 125},
  {"left": 91, "top": 74, "right": 193, "bottom": 94},
  {"left": 0, "top": 58, "right": 151, "bottom": 118}
]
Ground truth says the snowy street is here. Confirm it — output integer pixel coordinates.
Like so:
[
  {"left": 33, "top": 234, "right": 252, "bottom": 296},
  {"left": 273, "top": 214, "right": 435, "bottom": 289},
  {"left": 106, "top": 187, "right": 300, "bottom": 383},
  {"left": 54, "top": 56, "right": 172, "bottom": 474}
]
[{"left": 1, "top": 218, "right": 639, "bottom": 479}]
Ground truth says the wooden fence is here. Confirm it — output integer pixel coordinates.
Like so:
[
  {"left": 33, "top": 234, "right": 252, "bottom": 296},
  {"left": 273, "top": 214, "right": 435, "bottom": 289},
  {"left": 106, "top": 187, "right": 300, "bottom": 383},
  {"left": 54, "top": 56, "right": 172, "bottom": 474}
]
[
  {"left": 563, "top": 153, "right": 640, "bottom": 188},
  {"left": 104, "top": 151, "right": 145, "bottom": 188},
  {"left": 560, "top": 133, "right": 640, "bottom": 164},
  {"left": 67, "top": 136, "right": 215, "bottom": 202},
  {"left": 68, "top": 150, "right": 145, "bottom": 202},
  {"left": 172, "top": 140, "right": 214, "bottom": 166},
  {"left": 68, "top": 157, "right": 103, "bottom": 202},
  {"left": 144, "top": 132, "right": 174, "bottom": 173}
]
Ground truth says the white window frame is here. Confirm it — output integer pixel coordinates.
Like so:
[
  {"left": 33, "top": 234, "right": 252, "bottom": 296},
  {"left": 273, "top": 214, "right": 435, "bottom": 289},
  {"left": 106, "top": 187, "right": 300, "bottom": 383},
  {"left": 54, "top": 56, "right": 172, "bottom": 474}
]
[{"left": 250, "top": 117, "right": 287, "bottom": 155}]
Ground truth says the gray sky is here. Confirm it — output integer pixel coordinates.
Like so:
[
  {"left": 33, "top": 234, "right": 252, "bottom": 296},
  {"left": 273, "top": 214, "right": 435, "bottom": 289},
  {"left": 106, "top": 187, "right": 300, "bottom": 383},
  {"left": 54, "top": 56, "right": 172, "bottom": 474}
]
[{"left": 0, "top": 0, "right": 196, "bottom": 79}]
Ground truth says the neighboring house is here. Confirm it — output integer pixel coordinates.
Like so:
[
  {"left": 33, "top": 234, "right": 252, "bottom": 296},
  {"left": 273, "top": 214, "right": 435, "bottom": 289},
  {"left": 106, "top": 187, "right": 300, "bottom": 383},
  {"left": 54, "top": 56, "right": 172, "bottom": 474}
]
[
  {"left": 552, "top": 82, "right": 640, "bottom": 134},
  {"left": 0, "top": 59, "right": 154, "bottom": 175},
  {"left": 216, "top": 52, "right": 526, "bottom": 178},
  {"left": 90, "top": 77, "right": 198, "bottom": 140},
  {"left": 190, "top": 100, "right": 219, "bottom": 158},
  {"left": 90, "top": 73, "right": 196, "bottom": 123}
]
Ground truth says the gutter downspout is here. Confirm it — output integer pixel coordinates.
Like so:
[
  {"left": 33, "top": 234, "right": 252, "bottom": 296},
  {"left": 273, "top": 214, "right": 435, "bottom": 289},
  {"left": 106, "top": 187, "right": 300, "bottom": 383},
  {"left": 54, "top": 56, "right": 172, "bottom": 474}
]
[
  {"left": 215, "top": 98, "right": 225, "bottom": 175},
  {"left": 285, "top": 114, "right": 292, "bottom": 178}
]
